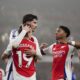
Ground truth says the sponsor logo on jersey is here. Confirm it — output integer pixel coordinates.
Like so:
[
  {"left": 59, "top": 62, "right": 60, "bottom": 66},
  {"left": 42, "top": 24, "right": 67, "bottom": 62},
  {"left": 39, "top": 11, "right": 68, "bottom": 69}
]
[{"left": 53, "top": 50, "right": 65, "bottom": 58}]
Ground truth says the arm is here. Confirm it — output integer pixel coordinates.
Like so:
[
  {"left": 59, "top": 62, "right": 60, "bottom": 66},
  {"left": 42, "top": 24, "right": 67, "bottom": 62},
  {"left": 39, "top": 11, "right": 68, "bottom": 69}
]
[
  {"left": 40, "top": 43, "right": 48, "bottom": 55},
  {"left": 1, "top": 43, "right": 12, "bottom": 60},
  {"left": 23, "top": 36, "right": 42, "bottom": 61},
  {"left": 1, "top": 29, "right": 17, "bottom": 60},
  {"left": 68, "top": 41, "right": 80, "bottom": 49},
  {"left": 33, "top": 36, "right": 42, "bottom": 60},
  {"left": 41, "top": 43, "right": 54, "bottom": 55},
  {"left": 10, "top": 26, "right": 30, "bottom": 48},
  {"left": 43, "top": 45, "right": 53, "bottom": 54},
  {"left": 1, "top": 28, "right": 26, "bottom": 60},
  {"left": 68, "top": 44, "right": 80, "bottom": 61}
]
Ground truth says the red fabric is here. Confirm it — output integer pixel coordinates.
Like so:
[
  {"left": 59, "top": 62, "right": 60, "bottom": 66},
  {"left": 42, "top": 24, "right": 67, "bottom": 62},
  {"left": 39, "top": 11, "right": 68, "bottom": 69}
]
[
  {"left": 12, "top": 38, "right": 36, "bottom": 77},
  {"left": 52, "top": 44, "right": 69, "bottom": 80}
]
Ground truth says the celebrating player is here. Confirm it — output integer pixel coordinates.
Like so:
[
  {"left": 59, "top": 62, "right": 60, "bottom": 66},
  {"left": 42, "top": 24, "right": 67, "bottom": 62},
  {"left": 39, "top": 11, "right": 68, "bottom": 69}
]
[
  {"left": 1, "top": 29, "right": 18, "bottom": 80},
  {"left": 41, "top": 25, "right": 80, "bottom": 80},
  {"left": 1, "top": 14, "right": 42, "bottom": 80}
]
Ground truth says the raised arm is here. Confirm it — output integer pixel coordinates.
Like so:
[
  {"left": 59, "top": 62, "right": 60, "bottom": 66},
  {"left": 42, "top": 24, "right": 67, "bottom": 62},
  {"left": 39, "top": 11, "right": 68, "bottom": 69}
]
[{"left": 10, "top": 25, "right": 31, "bottom": 48}]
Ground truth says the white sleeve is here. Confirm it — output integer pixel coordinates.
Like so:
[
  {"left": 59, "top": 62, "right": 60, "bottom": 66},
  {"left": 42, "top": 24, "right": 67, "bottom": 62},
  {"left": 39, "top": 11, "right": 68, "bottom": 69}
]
[
  {"left": 10, "top": 30, "right": 28, "bottom": 48},
  {"left": 4, "top": 29, "right": 18, "bottom": 55},
  {"left": 33, "top": 36, "right": 42, "bottom": 59},
  {"left": 4, "top": 43, "right": 12, "bottom": 55},
  {"left": 43, "top": 43, "right": 56, "bottom": 54}
]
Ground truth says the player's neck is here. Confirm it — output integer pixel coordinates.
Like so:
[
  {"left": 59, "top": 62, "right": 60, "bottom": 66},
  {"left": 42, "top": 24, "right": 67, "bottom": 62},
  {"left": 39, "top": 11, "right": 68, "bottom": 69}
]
[
  {"left": 24, "top": 36, "right": 31, "bottom": 40},
  {"left": 57, "top": 38, "right": 68, "bottom": 44}
]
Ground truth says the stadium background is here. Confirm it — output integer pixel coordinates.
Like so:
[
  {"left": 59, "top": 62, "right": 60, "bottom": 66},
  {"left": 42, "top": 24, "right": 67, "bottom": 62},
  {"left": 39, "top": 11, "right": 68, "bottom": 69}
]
[{"left": 0, "top": 0, "right": 80, "bottom": 79}]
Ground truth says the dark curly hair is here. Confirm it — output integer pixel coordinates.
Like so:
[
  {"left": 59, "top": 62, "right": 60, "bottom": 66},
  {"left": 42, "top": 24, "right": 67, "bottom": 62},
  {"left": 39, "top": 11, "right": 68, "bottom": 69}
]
[{"left": 59, "top": 25, "right": 70, "bottom": 37}]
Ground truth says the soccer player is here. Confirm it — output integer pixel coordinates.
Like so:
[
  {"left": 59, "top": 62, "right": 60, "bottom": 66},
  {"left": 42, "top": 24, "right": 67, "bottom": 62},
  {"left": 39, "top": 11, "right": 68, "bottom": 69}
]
[
  {"left": 1, "top": 14, "right": 42, "bottom": 80},
  {"left": 1, "top": 29, "right": 18, "bottom": 80},
  {"left": 12, "top": 25, "right": 42, "bottom": 80},
  {"left": 41, "top": 26, "right": 79, "bottom": 80}
]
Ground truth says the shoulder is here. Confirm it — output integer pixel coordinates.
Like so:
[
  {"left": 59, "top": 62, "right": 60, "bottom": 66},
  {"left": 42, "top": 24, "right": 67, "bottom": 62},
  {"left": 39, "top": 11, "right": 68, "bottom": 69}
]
[
  {"left": 9, "top": 29, "right": 18, "bottom": 40},
  {"left": 32, "top": 36, "right": 37, "bottom": 40},
  {"left": 31, "top": 36, "right": 38, "bottom": 43},
  {"left": 10, "top": 29, "right": 18, "bottom": 37}
]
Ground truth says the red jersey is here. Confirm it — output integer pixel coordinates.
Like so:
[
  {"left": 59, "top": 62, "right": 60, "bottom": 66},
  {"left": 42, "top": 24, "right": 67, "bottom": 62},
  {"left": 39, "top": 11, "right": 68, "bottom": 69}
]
[
  {"left": 12, "top": 38, "right": 36, "bottom": 77},
  {"left": 43, "top": 43, "right": 74, "bottom": 80},
  {"left": 52, "top": 44, "right": 69, "bottom": 80}
]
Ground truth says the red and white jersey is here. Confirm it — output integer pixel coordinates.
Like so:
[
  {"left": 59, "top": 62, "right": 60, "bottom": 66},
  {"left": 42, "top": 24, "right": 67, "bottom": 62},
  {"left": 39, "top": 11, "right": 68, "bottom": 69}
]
[
  {"left": 9, "top": 29, "right": 42, "bottom": 80},
  {"left": 43, "top": 43, "right": 74, "bottom": 80},
  {"left": 4, "top": 29, "right": 42, "bottom": 80},
  {"left": 12, "top": 37, "right": 36, "bottom": 78}
]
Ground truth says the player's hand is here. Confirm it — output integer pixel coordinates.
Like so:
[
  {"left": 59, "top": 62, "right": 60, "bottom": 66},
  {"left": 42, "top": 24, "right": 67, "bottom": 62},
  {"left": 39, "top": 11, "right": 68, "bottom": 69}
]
[
  {"left": 1, "top": 52, "right": 10, "bottom": 63},
  {"left": 24, "top": 48, "right": 36, "bottom": 56},
  {"left": 22, "top": 24, "right": 32, "bottom": 32},
  {"left": 40, "top": 43, "right": 48, "bottom": 49}
]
